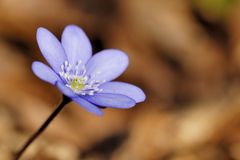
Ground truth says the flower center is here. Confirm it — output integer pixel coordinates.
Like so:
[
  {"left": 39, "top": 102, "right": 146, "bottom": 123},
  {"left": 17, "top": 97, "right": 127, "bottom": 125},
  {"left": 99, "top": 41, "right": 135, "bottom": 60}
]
[
  {"left": 71, "top": 77, "right": 85, "bottom": 92},
  {"left": 59, "top": 60, "right": 104, "bottom": 96}
]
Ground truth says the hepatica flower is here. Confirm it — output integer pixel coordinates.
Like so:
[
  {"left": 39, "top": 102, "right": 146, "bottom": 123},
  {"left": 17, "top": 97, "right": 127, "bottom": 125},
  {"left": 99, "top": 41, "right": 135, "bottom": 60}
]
[
  {"left": 15, "top": 25, "right": 146, "bottom": 160},
  {"left": 32, "top": 25, "right": 146, "bottom": 115}
]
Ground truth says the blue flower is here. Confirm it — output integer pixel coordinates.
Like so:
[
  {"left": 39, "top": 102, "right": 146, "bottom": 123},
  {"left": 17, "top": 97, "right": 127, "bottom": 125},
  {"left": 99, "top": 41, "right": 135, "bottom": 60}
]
[{"left": 32, "top": 25, "right": 146, "bottom": 116}]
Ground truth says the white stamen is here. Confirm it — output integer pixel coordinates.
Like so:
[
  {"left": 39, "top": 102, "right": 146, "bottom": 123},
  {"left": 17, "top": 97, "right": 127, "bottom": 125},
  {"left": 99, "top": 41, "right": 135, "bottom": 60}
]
[{"left": 59, "top": 60, "right": 105, "bottom": 96}]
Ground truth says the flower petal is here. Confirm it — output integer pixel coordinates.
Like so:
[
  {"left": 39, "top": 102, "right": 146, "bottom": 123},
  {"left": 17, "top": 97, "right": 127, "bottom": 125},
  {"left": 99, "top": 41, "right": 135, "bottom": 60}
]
[
  {"left": 100, "top": 82, "right": 146, "bottom": 103},
  {"left": 32, "top": 61, "right": 60, "bottom": 85},
  {"left": 56, "top": 81, "right": 77, "bottom": 98},
  {"left": 86, "top": 49, "right": 129, "bottom": 82},
  {"left": 37, "top": 27, "right": 67, "bottom": 72},
  {"left": 72, "top": 97, "right": 103, "bottom": 116},
  {"left": 61, "top": 25, "right": 92, "bottom": 65},
  {"left": 84, "top": 93, "right": 136, "bottom": 108}
]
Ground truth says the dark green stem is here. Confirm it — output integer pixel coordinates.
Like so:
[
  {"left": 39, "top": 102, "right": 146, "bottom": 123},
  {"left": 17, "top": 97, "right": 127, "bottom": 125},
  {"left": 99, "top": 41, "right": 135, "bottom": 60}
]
[{"left": 14, "top": 95, "right": 71, "bottom": 160}]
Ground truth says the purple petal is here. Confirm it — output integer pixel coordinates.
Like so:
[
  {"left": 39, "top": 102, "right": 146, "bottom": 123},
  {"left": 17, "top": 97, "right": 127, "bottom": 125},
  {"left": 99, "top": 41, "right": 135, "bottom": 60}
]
[
  {"left": 56, "top": 81, "right": 77, "bottom": 98},
  {"left": 61, "top": 25, "right": 92, "bottom": 66},
  {"left": 37, "top": 27, "right": 67, "bottom": 72},
  {"left": 86, "top": 49, "right": 129, "bottom": 82},
  {"left": 73, "top": 97, "right": 103, "bottom": 116},
  {"left": 32, "top": 61, "right": 60, "bottom": 85},
  {"left": 84, "top": 93, "right": 136, "bottom": 108},
  {"left": 100, "top": 82, "right": 146, "bottom": 103}
]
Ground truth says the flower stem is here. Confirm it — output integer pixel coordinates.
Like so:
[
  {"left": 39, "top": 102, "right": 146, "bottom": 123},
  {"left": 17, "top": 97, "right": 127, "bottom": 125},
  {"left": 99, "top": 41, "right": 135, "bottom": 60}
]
[{"left": 14, "top": 95, "right": 71, "bottom": 160}]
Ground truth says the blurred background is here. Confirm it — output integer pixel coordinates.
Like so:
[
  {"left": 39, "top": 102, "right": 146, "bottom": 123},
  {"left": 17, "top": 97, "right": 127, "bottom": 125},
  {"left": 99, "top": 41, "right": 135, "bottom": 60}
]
[{"left": 1, "top": 0, "right": 240, "bottom": 159}]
